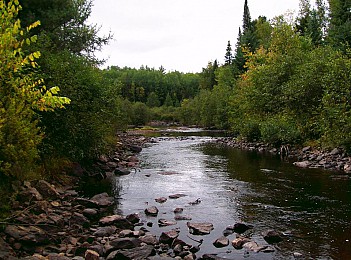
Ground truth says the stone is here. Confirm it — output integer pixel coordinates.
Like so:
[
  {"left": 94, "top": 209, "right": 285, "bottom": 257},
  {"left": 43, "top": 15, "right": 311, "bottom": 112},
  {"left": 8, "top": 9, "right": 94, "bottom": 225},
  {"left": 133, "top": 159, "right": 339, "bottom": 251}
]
[
  {"left": 90, "top": 192, "right": 114, "bottom": 207},
  {"left": 344, "top": 164, "right": 351, "bottom": 174},
  {"left": 129, "top": 145, "right": 142, "bottom": 153},
  {"left": 302, "top": 146, "right": 311, "bottom": 153},
  {"left": 159, "top": 229, "right": 180, "bottom": 244},
  {"left": 293, "top": 161, "right": 311, "bottom": 168},
  {"left": 330, "top": 148, "right": 341, "bottom": 155},
  {"left": 84, "top": 249, "right": 99, "bottom": 260},
  {"left": 140, "top": 234, "right": 158, "bottom": 245},
  {"left": 93, "top": 226, "right": 117, "bottom": 237},
  {"left": 83, "top": 208, "right": 98, "bottom": 218},
  {"left": 113, "top": 245, "right": 156, "bottom": 260},
  {"left": 74, "top": 198, "right": 99, "bottom": 208},
  {"left": 99, "top": 215, "right": 133, "bottom": 229},
  {"left": 263, "top": 230, "right": 283, "bottom": 244},
  {"left": 35, "top": 180, "right": 60, "bottom": 199},
  {"left": 213, "top": 236, "right": 229, "bottom": 248},
  {"left": 174, "top": 215, "right": 192, "bottom": 221},
  {"left": 169, "top": 194, "right": 187, "bottom": 199},
  {"left": 18, "top": 187, "right": 43, "bottom": 202},
  {"left": 174, "top": 208, "right": 183, "bottom": 214},
  {"left": 114, "top": 168, "right": 131, "bottom": 175},
  {"left": 231, "top": 237, "right": 251, "bottom": 249},
  {"left": 0, "top": 237, "right": 16, "bottom": 259},
  {"left": 155, "top": 197, "right": 168, "bottom": 203},
  {"left": 119, "top": 229, "right": 133, "bottom": 238},
  {"left": 158, "top": 219, "right": 177, "bottom": 227},
  {"left": 4, "top": 225, "right": 49, "bottom": 245},
  {"left": 126, "top": 213, "right": 140, "bottom": 224},
  {"left": 187, "top": 222, "right": 214, "bottom": 235},
  {"left": 69, "top": 213, "right": 90, "bottom": 228},
  {"left": 108, "top": 238, "right": 142, "bottom": 250},
  {"left": 145, "top": 206, "right": 159, "bottom": 216},
  {"left": 200, "top": 254, "right": 228, "bottom": 260},
  {"left": 232, "top": 223, "right": 252, "bottom": 234}
]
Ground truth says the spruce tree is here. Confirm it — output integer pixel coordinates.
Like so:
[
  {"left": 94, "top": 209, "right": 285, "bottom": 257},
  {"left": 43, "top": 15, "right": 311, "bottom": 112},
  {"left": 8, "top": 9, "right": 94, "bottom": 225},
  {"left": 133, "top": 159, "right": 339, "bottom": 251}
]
[
  {"left": 224, "top": 41, "right": 233, "bottom": 65},
  {"left": 243, "top": 0, "right": 252, "bottom": 32}
]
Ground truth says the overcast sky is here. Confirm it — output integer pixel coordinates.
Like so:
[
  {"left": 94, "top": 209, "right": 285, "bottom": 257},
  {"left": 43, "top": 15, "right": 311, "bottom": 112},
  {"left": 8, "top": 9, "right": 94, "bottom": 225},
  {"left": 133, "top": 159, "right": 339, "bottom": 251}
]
[{"left": 89, "top": 0, "right": 301, "bottom": 73}]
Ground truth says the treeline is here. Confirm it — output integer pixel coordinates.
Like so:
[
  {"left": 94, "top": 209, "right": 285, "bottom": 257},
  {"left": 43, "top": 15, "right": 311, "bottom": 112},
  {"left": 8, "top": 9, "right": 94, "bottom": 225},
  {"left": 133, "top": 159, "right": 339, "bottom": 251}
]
[
  {"left": 1, "top": 0, "right": 351, "bottom": 188},
  {"left": 176, "top": 0, "right": 351, "bottom": 151}
]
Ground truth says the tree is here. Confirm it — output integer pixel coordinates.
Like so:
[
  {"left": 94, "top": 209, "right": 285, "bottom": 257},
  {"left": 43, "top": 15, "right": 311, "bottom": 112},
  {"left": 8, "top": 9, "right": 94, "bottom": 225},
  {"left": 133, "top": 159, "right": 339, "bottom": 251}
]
[
  {"left": 146, "top": 92, "right": 161, "bottom": 107},
  {"left": 243, "top": 0, "right": 252, "bottom": 32},
  {"left": 224, "top": 41, "right": 233, "bottom": 65},
  {"left": 327, "top": 0, "right": 351, "bottom": 51},
  {"left": 199, "top": 60, "right": 218, "bottom": 90},
  {"left": 0, "top": 0, "right": 69, "bottom": 178}
]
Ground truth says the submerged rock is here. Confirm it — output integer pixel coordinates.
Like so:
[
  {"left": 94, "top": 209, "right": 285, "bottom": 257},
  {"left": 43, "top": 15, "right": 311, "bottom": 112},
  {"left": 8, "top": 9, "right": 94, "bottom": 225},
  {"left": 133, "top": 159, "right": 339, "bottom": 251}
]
[
  {"left": 263, "top": 230, "right": 283, "bottom": 244},
  {"left": 155, "top": 197, "right": 168, "bottom": 203},
  {"left": 158, "top": 219, "right": 177, "bottom": 227}
]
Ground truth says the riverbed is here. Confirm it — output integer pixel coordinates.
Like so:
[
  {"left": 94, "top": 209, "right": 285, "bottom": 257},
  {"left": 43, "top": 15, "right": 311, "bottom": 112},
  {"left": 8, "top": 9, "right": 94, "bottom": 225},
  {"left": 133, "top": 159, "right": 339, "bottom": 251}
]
[{"left": 113, "top": 129, "right": 351, "bottom": 259}]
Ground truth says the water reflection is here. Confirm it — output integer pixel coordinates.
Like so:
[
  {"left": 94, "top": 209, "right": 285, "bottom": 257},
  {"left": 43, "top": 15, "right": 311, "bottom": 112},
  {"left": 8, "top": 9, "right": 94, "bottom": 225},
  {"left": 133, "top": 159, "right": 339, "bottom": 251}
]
[{"left": 115, "top": 133, "right": 351, "bottom": 259}]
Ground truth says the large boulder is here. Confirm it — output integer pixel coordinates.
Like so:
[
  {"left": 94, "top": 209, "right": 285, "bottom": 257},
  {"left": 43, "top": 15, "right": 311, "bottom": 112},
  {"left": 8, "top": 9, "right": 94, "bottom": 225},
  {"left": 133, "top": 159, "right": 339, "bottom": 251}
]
[
  {"left": 187, "top": 222, "right": 214, "bottom": 235},
  {"left": 99, "top": 215, "right": 133, "bottom": 229},
  {"left": 90, "top": 193, "right": 114, "bottom": 207}
]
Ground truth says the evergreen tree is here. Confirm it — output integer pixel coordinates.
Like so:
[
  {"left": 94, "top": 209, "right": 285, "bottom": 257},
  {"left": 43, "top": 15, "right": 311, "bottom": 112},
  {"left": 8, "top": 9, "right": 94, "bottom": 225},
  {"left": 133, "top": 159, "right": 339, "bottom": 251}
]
[
  {"left": 224, "top": 41, "right": 233, "bottom": 65},
  {"left": 243, "top": 0, "right": 252, "bottom": 32},
  {"left": 327, "top": 0, "right": 351, "bottom": 51}
]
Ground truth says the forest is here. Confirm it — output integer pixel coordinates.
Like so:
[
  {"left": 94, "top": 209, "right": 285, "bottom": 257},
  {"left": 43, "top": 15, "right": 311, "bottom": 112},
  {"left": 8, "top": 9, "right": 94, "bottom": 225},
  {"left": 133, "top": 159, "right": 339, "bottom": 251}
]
[{"left": 0, "top": 0, "right": 351, "bottom": 210}]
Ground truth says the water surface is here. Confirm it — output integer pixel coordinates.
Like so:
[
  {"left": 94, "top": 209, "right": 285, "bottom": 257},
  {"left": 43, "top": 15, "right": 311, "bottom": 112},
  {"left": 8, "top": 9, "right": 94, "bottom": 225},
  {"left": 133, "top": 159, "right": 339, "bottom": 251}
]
[{"left": 114, "top": 131, "right": 351, "bottom": 259}]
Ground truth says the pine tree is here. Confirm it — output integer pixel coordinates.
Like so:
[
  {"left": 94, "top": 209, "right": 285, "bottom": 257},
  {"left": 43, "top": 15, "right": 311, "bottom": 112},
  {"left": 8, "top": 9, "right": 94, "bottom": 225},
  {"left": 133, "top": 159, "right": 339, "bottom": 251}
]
[
  {"left": 224, "top": 41, "right": 233, "bottom": 65},
  {"left": 243, "top": 0, "right": 252, "bottom": 32}
]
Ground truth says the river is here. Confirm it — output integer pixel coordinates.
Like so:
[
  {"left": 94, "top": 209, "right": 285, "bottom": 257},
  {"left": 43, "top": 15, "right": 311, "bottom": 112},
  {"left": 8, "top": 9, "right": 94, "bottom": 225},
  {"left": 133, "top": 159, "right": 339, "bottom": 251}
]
[{"left": 113, "top": 129, "right": 351, "bottom": 259}]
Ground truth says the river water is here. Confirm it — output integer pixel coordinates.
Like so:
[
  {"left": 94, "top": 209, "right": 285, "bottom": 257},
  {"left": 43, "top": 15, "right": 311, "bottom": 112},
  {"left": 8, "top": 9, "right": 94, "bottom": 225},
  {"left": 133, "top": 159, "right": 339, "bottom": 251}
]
[{"left": 113, "top": 129, "right": 351, "bottom": 259}]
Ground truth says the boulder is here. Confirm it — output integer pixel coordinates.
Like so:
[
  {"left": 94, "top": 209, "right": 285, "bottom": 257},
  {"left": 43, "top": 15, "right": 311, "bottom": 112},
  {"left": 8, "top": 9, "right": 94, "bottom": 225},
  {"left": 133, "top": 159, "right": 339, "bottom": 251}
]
[
  {"left": 5, "top": 225, "right": 49, "bottom": 245},
  {"left": 90, "top": 192, "right": 114, "bottom": 207},
  {"left": 114, "top": 168, "right": 131, "bottom": 175},
  {"left": 213, "top": 236, "right": 229, "bottom": 248},
  {"left": 83, "top": 208, "right": 98, "bottom": 219},
  {"left": 231, "top": 237, "right": 251, "bottom": 249},
  {"left": 93, "top": 226, "right": 117, "bottom": 237},
  {"left": 187, "top": 222, "right": 214, "bottom": 235},
  {"left": 263, "top": 230, "right": 283, "bottom": 244},
  {"left": 169, "top": 194, "right": 187, "bottom": 199},
  {"left": 158, "top": 219, "right": 177, "bottom": 227},
  {"left": 108, "top": 238, "right": 142, "bottom": 250},
  {"left": 126, "top": 213, "right": 140, "bottom": 224},
  {"left": 69, "top": 213, "right": 90, "bottom": 228},
  {"left": 140, "top": 234, "right": 158, "bottom": 245},
  {"left": 231, "top": 223, "right": 252, "bottom": 234},
  {"left": 35, "top": 180, "right": 60, "bottom": 199},
  {"left": 74, "top": 198, "right": 99, "bottom": 208},
  {"left": 155, "top": 197, "right": 167, "bottom": 203},
  {"left": 84, "top": 249, "right": 99, "bottom": 260},
  {"left": 174, "top": 208, "right": 183, "bottom": 214},
  {"left": 112, "top": 245, "right": 155, "bottom": 260},
  {"left": 129, "top": 145, "right": 142, "bottom": 153},
  {"left": 174, "top": 215, "right": 192, "bottom": 221},
  {"left": 99, "top": 215, "right": 133, "bottom": 229},
  {"left": 159, "top": 229, "right": 180, "bottom": 244},
  {"left": 293, "top": 161, "right": 311, "bottom": 168},
  {"left": 145, "top": 206, "right": 159, "bottom": 216}
]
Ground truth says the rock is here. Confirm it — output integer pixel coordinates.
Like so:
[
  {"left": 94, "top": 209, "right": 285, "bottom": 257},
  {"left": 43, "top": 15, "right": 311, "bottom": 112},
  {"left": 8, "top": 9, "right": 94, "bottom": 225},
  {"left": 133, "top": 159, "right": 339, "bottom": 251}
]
[
  {"left": 169, "top": 194, "right": 187, "bottom": 199},
  {"left": 330, "top": 148, "right": 341, "bottom": 155},
  {"left": 188, "top": 198, "right": 201, "bottom": 205},
  {"left": 89, "top": 244, "right": 104, "bottom": 256},
  {"left": 293, "top": 252, "right": 304, "bottom": 258},
  {"left": 242, "top": 241, "right": 262, "bottom": 252},
  {"left": 70, "top": 212, "right": 90, "bottom": 228},
  {"left": 83, "top": 208, "right": 98, "bottom": 218},
  {"left": 263, "top": 230, "right": 283, "bottom": 244},
  {"left": 187, "top": 222, "right": 214, "bottom": 235},
  {"left": 158, "top": 219, "right": 177, "bottom": 227},
  {"left": 232, "top": 223, "right": 252, "bottom": 234},
  {"left": 145, "top": 206, "right": 159, "bottom": 216},
  {"left": 213, "top": 236, "right": 229, "bottom": 248},
  {"left": 200, "top": 254, "right": 228, "bottom": 260},
  {"left": 90, "top": 192, "right": 114, "bottom": 207},
  {"left": 174, "top": 215, "right": 192, "bottom": 221},
  {"left": 231, "top": 237, "right": 251, "bottom": 249},
  {"left": 93, "top": 226, "right": 117, "bottom": 237},
  {"left": 108, "top": 238, "right": 142, "bottom": 250},
  {"left": 159, "top": 229, "right": 180, "bottom": 244},
  {"left": 140, "top": 234, "right": 158, "bottom": 245},
  {"left": 126, "top": 213, "right": 140, "bottom": 224},
  {"left": 114, "top": 168, "right": 131, "bottom": 175},
  {"left": 293, "top": 161, "right": 311, "bottom": 168},
  {"left": 0, "top": 237, "right": 16, "bottom": 259},
  {"left": 113, "top": 245, "right": 156, "bottom": 260},
  {"left": 5, "top": 225, "right": 49, "bottom": 245},
  {"left": 344, "top": 164, "right": 351, "bottom": 174},
  {"left": 35, "top": 180, "right": 60, "bottom": 199},
  {"left": 18, "top": 187, "right": 43, "bottom": 202},
  {"left": 129, "top": 145, "right": 142, "bottom": 153},
  {"left": 84, "top": 249, "right": 99, "bottom": 260},
  {"left": 174, "top": 208, "right": 183, "bottom": 214},
  {"left": 302, "top": 146, "right": 311, "bottom": 153},
  {"left": 99, "top": 215, "right": 133, "bottom": 229},
  {"left": 119, "top": 229, "right": 133, "bottom": 238},
  {"left": 155, "top": 197, "right": 167, "bottom": 203},
  {"left": 74, "top": 198, "right": 99, "bottom": 208}
]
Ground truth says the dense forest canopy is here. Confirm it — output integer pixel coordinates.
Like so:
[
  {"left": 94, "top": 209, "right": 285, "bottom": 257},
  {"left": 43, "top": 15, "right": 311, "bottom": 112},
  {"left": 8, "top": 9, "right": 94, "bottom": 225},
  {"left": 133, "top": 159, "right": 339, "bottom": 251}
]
[{"left": 1, "top": 0, "right": 351, "bottom": 191}]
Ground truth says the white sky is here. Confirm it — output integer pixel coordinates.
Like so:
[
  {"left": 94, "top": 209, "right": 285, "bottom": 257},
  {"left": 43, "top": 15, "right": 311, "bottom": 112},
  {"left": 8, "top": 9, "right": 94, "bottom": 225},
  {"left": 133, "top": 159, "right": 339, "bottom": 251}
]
[{"left": 89, "top": 0, "right": 301, "bottom": 73}]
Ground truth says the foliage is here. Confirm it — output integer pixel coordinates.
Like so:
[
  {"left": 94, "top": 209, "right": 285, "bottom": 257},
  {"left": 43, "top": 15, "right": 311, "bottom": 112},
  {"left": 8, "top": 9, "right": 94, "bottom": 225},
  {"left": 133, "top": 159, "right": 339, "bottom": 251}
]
[{"left": 0, "top": 0, "right": 69, "bottom": 179}]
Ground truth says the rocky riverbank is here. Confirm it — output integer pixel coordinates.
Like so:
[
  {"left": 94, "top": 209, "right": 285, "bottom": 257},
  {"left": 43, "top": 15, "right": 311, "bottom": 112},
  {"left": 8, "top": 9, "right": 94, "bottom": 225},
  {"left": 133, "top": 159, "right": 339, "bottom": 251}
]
[{"left": 213, "top": 137, "right": 351, "bottom": 176}]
